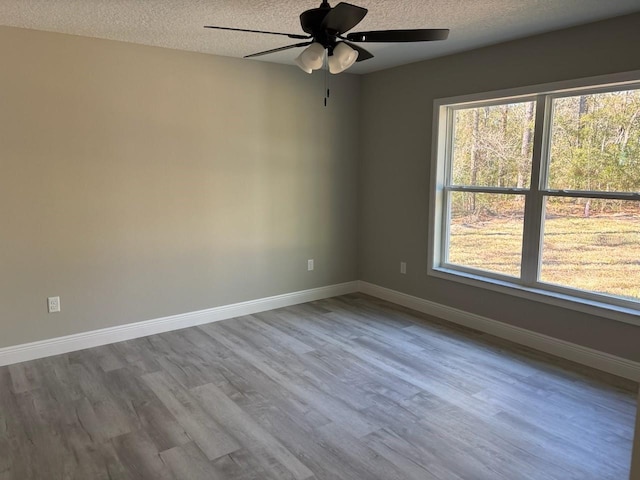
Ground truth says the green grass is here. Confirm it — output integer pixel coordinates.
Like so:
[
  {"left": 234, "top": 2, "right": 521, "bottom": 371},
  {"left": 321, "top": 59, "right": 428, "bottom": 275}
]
[{"left": 449, "top": 214, "right": 640, "bottom": 301}]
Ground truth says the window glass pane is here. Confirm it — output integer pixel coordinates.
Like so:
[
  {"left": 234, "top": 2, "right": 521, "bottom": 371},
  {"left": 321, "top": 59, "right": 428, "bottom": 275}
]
[
  {"left": 451, "top": 101, "right": 536, "bottom": 188},
  {"left": 447, "top": 192, "right": 524, "bottom": 277},
  {"left": 540, "top": 197, "right": 640, "bottom": 301},
  {"left": 548, "top": 89, "right": 640, "bottom": 193}
]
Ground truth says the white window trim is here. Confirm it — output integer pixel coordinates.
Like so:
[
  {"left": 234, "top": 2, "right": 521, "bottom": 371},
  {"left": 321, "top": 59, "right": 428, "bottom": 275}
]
[{"left": 428, "top": 70, "right": 640, "bottom": 327}]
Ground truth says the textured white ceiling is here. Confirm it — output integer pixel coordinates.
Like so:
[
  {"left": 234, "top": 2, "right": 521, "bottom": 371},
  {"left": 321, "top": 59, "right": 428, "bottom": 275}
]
[{"left": 1, "top": 1, "right": 639, "bottom": 74}]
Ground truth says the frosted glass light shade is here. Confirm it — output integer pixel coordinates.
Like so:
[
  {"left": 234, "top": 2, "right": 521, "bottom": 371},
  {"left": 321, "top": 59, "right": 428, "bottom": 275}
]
[
  {"left": 295, "top": 54, "right": 312, "bottom": 74},
  {"left": 329, "top": 42, "right": 359, "bottom": 74},
  {"left": 298, "top": 42, "right": 325, "bottom": 71}
]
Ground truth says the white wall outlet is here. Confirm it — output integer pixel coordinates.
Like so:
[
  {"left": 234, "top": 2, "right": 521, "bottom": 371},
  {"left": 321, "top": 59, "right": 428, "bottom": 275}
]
[
  {"left": 400, "top": 262, "right": 407, "bottom": 274},
  {"left": 47, "top": 296, "right": 61, "bottom": 313},
  {"left": 308, "top": 259, "right": 314, "bottom": 271}
]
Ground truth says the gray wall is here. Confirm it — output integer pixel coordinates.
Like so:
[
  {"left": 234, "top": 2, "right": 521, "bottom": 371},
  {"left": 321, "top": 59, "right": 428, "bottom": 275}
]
[
  {"left": 633, "top": 390, "right": 640, "bottom": 479},
  {"left": 358, "top": 13, "right": 640, "bottom": 361},
  {"left": 0, "top": 26, "right": 360, "bottom": 348}
]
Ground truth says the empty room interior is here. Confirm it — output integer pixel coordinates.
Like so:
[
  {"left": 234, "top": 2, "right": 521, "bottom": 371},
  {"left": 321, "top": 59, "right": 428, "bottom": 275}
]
[{"left": 1, "top": 1, "right": 640, "bottom": 479}]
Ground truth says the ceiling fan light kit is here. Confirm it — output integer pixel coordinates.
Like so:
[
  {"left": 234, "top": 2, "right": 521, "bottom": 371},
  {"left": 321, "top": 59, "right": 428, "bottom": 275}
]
[{"left": 204, "top": 1, "right": 450, "bottom": 75}]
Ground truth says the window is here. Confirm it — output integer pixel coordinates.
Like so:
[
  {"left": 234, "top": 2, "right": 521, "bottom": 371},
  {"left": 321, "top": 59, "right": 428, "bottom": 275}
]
[{"left": 429, "top": 73, "right": 640, "bottom": 323}]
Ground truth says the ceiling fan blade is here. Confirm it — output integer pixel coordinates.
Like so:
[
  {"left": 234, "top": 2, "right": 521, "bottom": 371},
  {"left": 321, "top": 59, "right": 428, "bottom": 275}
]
[
  {"left": 342, "top": 41, "right": 374, "bottom": 62},
  {"left": 204, "top": 25, "right": 310, "bottom": 40},
  {"left": 243, "top": 41, "right": 313, "bottom": 59},
  {"left": 346, "top": 29, "right": 450, "bottom": 43},
  {"left": 321, "top": 2, "right": 368, "bottom": 35}
]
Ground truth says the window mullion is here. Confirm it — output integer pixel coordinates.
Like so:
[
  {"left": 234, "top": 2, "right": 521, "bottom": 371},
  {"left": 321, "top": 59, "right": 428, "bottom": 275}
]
[
  {"left": 441, "top": 107, "right": 456, "bottom": 264},
  {"left": 520, "top": 95, "right": 551, "bottom": 285}
]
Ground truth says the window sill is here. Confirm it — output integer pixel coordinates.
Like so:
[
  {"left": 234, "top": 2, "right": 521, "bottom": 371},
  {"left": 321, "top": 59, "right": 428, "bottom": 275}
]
[{"left": 429, "top": 266, "right": 640, "bottom": 327}]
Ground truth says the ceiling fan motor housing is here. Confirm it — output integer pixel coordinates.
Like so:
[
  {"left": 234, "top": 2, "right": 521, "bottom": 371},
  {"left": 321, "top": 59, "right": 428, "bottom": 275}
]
[{"left": 300, "top": 3, "right": 337, "bottom": 50}]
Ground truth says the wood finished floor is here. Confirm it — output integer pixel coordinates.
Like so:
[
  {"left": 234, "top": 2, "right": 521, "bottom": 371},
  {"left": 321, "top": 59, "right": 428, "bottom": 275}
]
[{"left": 0, "top": 294, "right": 637, "bottom": 480}]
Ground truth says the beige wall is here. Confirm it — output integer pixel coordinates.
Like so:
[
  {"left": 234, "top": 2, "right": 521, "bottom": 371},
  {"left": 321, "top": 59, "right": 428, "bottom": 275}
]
[
  {"left": 358, "top": 13, "right": 640, "bottom": 361},
  {"left": 0, "top": 26, "right": 360, "bottom": 348}
]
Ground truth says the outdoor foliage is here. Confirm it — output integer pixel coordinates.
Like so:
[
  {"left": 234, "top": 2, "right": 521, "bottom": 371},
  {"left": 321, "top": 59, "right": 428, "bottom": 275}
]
[
  {"left": 445, "top": 88, "right": 640, "bottom": 301},
  {"left": 452, "top": 101, "right": 535, "bottom": 190},
  {"left": 550, "top": 90, "right": 640, "bottom": 193},
  {"left": 450, "top": 89, "right": 640, "bottom": 217}
]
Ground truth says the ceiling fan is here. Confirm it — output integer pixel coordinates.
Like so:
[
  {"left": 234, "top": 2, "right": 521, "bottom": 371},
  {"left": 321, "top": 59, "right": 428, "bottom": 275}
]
[{"left": 204, "top": 1, "right": 449, "bottom": 74}]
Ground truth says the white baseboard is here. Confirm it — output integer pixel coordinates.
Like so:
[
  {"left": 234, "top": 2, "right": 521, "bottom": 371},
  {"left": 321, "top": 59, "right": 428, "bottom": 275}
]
[
  {"left": 3, "top": 279, "right": 638, "bottom": 382},
  {"left": 359, "top": 281, "right": 640, "bottom": 382},
  {"left": 0, "top": 281, "right": 359, "bottom": 367}
]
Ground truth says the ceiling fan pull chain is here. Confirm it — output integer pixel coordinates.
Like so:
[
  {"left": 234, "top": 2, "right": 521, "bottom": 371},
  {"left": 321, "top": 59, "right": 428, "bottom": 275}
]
[{"left": 324, "top": 51, "right": 330, "bottom": 107}]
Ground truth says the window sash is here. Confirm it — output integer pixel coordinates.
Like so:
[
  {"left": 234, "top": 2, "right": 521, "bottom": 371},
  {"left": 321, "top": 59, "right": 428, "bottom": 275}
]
[{"left": 430, "top": 72, "right": 640, "bottom": 324}]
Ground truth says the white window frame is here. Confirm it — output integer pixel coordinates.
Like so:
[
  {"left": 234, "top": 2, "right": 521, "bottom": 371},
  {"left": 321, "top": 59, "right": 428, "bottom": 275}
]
[{"left": 428, "top": 70, "right": 640, "bottom": 327}]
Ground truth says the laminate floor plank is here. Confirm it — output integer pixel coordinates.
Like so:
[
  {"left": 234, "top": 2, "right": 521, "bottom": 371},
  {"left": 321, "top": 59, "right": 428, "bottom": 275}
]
[
  {"left": 31, "top": 358, "right": 75, "bottom": 410},
  {"left": 7, "top": 363, "right": 35, "bottom": 394},
  {"left": 210, "top": 449, "right": 282, "bottom": 480},
  {"left": 472, "top": 386, "right": 632, "bottom": 470},
  {"left": 138, "top": 333, "right": 225, "bottom": 390},
  {"left": 200, "top": 321, "right": 380, "bottom": 438},
  {"left": 304, "top": 346, "right": 423, "bottom": 402},
  {"left": 489, "top": 409, "right": 622, "bottom": 479},
  {"left": 252, "top": 310, "right": 330, "bottom": 351},
  {"left": 415, "top": 402, "right": 573, "bottom": 480},
  {"left": 313, "top": 422, "right": 409, "bottom": 480},
  {"left": 363, "top": 391, "right": 552, "bottom": 479},
  {"left": 191, "top": 382, "right": 315, "bottom": 480},
  {"left": 323, "top": 303, "right": 421, "bottom": 341},
  {"left": 91, "top": 344, "right": 126, "bottom": 373},
  {"left": 130, "top": 398, "right": 192, "bottom": 452},
  {"left": 7, "top": 391, "right": 75, "bottom": 479},
  {"left": 112, "top": 429, "right": 176, "bottom": 480},
  {"left": 0, "top": 293, "right": 635, "bottom": 479},
  {"left": 231, "top": 390, "right": 389, "bottom": 480},
  {"left": 295, "top": 348, "right": 413, "bottom": 409},
  {"left": 160, "top": 442, "right": 227, "bottom": 480},
  {"left": 321, "top": 297, "right": 418, "bottom": 329},
  {"left": 283, "top": 306, "right": 366, "bottom": 341},
  {"left": 221, "top": 320, "right": 385, "bottom": 413},
  {"left": 525, "top": 369, "right": 636, "bottom": 413},
  {"left": 405, "top": 323, "right": 547, "bottom": 381},
  {"left": 110, "top": 338, "right": 162, "bottom": 374},
  {"left": 193, "top": 327, "right": 333, "bottom": 428},
  {"left": 363, "top": 427, "right": 466, "bottom": 480},
  {"left": 141, "top": 370, "right": 241, "bottom": 461},
  {"left": 236, "top": 314, "right": 317, "bottom": 355},
  {"left": 298, "top": 325, "right": 500, "bottom": 417}
]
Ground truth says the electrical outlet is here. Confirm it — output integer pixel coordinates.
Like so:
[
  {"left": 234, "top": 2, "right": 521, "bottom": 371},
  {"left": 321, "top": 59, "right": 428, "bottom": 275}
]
[
  {"left": 400, "top": 262, "right": 407, "bottom": 274},
  {"left": 47, "top": 296, "right": 61, "bottom": 313},
  {"left": 308, "top": 259, "right": 314, "bottom": 271}
]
